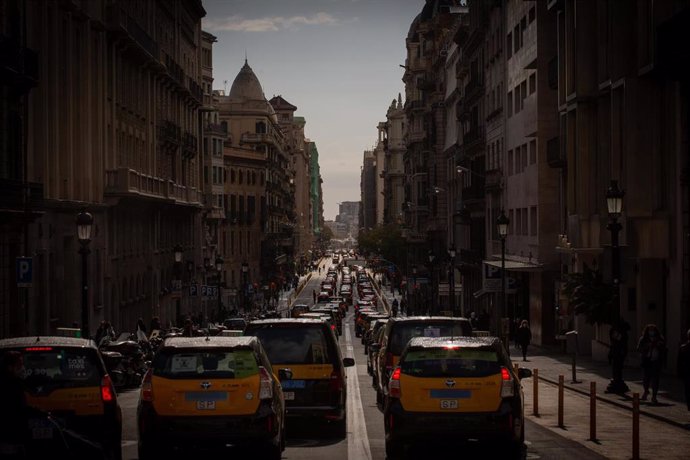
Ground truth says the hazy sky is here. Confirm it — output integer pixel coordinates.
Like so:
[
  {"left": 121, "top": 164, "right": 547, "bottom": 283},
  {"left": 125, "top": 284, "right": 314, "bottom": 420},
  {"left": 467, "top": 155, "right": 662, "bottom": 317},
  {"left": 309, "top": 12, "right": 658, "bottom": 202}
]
[{"left": 202, "top": 0, "right": 424, "bottom": 220}]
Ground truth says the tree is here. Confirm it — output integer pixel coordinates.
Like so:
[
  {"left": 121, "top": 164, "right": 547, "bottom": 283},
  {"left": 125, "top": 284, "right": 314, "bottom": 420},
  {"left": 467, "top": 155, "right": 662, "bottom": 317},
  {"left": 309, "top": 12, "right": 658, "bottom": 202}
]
[
  {"left": 562, "top": 264, "right": 616, "bottom": 325},
  {"left": 357, "top": 224, "right": 405, "bottom": 268}
]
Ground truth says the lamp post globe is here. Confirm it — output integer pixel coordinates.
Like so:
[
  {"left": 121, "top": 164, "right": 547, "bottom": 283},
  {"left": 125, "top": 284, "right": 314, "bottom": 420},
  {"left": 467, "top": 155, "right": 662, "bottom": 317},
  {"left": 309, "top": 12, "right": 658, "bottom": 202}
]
[
  {"left": 497, "top": 210, "right": 509, "bottom": 240},
  {"left": 174, "top": 244, "right": 183, "bottom": 263},
  {"left": 76, "top": 210, "right": 93, "bottom": 244},
  {"left": 606, "top": 180, "right": 625, "bottom": 218},
  {"left": 215, "top": 257, "right": 223, "bottom": 272}
]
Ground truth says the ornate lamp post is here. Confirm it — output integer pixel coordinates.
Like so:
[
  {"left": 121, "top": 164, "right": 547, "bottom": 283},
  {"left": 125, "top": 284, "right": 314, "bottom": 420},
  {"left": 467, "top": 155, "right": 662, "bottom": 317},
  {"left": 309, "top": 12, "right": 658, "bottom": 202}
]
[
  {"left": 215, "top": 256, "right": 224, "bottom": 322},
  {"left": 448, "top": 245, "right": 457, "bottom": 316},
  {"left": 496, "top": 210, "right": 510, "bottom": 348},
  {"left": 174, "top": 245, "right": 183, "bottom": 323},
  {"left": 606, "top": 180, "right": 628, "bottom": 393},
  {"left": 76, "top": 210, "right": 93, "bottom": 339},
  {"left": 241, "top": 262, "right": 249, "bottom": 313},
  {"left": 428, "top": 250, "right": 436, "bottom": 315}
]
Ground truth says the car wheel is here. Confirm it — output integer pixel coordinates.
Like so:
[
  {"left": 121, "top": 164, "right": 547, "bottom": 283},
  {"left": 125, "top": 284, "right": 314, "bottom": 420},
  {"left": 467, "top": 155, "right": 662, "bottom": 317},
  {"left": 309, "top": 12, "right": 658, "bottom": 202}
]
[
  {"left": 263, "top": 442, "right": 282, "bottom": 460},
  {"left": 385, "top": 439, "right": 404, "bottom": 459},
  {"left": 331, "top": 416, "right": 347, "bottom": 439},
  {"left": 499, "top": 441, "right": 524, "bottom": 460}
]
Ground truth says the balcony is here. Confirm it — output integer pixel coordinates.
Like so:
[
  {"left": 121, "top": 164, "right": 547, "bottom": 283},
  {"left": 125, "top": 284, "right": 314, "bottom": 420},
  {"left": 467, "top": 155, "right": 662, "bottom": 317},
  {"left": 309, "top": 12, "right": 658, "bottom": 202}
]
[
  {"left": 0, "top": 35, "right": 39, "bottom": 89},
  {"left": 105, "top": 168, "right": 202, "bottom": 206},
  {"left": 0, "top": 179, "right": 43, "bottom": 215},
  {"left": 159, "top": 120, "right": 181, "bottom": 151},
  {"left": 182, "top": 132, "right": 198, "bottom": 159},
  {"left": 485, "top": 168, "right": 504, "bottom": 192},
  {"left": 464, "top": 79, "right": 484, "bottom": 103},
  {"left": 205, "top": 122, "right": 227, "bottom": 137},
  {"left": 408, "top": 129, "right": 426, "bottom": 145},
  {"left": 240, "top": 132, "right": 279, "bottom": 148},
  {"left": 106, "top": 7, "right": 159, "bottom": 63},
  {"left": 189, "top": 77, "right": 203, "bottom": 103}
]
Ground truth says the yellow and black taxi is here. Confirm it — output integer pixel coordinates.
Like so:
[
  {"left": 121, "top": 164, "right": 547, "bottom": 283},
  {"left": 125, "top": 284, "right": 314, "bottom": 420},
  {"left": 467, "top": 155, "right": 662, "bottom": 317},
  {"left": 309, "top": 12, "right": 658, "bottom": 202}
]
[
  {"left": 137, "top": 336, "right": 285, "bottom": 459},
  {"left": 375, "top": 316, "right": 473, "bottom": 407},
  {"left": 383, "top": 336, "right": 532, "bottom": 459},
  {"left": 244, "top": 318, "right": 355, "bottom": 437},
  {"left": 0, "top": 336, "right": 122, "bottom": 458}
]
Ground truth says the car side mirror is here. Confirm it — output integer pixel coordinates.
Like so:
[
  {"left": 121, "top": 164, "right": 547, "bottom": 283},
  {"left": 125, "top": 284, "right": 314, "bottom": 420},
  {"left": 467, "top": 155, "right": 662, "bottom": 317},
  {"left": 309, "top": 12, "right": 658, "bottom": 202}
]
[
  {"left": 517, "top": 368, "right": 533, "bottom": 380},
  {"left": 343, "top": 357, "right": 355, "bottom": 367},
  {"left": 278, "top": 368, "right": 293, "bottom": 380}
]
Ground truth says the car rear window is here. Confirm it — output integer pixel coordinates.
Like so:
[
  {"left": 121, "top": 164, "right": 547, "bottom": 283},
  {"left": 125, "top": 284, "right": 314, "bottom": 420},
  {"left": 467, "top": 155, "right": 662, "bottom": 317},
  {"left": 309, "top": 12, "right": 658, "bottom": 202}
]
[
  {"left": 153, "top": 348, "right": 258, "bottom": 379},
  {"left": 6, "top": 347, "right": 103, "bottom": 390},
  {"left": 401, "top": 348, "right": 501, "bottom": 378},
  {"left": 390, "top": 322, "right": 469, "bottom": 355},
  {"left": 247, "top": 326, "right": 332, "bottom": 365}
]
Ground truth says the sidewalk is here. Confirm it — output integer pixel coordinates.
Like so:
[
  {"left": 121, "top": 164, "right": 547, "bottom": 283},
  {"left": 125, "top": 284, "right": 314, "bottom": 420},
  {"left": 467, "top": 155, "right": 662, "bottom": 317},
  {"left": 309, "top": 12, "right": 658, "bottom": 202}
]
[
  {"left": 514, "top": 345, "right": 690, "bottom": 430},
  {"left": 523, "top": 366, "right": 690, "bottom": 459}
]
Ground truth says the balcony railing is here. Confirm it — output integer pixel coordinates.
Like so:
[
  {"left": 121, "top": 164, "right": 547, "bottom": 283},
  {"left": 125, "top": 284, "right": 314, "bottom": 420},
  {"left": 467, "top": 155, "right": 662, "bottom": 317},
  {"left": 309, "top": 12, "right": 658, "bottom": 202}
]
[
  {"left": 485, "top": 168, "right": 504, "bottom": 192},
  {"left": 105, "top": 168, "right": 202, "bottom": 206},
  {"left": 182, "top": 132, "right": 198, "bottom": 159},
  {"left": 205, "top": 122, "right": 227, "bottom": 136},
  {"left": 106, "top": 7, "right": 159, "bottom": 62},
  {"left": 159, "top": 120, "right": 181, "bottom": 147}
]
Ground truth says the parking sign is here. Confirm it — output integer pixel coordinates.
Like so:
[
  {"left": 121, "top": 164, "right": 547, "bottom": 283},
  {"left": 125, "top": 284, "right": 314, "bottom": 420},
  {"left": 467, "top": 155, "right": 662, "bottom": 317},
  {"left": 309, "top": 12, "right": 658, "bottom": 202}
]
[{"left": 16, "top": 257, "right": 33, "bottom": 287}]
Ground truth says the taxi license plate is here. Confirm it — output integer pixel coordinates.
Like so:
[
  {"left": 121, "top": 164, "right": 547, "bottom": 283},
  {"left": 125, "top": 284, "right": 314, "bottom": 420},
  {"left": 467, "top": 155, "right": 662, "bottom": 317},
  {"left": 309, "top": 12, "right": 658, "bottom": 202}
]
[
  {"left": 440, "top": 400, "right": 458, "bottom": 410},
  {"left": 284, "top": 392, "right": 295, "bottom": 401},
  {"left": 197, "top": 401, "right": 216, "bottom": 410}
]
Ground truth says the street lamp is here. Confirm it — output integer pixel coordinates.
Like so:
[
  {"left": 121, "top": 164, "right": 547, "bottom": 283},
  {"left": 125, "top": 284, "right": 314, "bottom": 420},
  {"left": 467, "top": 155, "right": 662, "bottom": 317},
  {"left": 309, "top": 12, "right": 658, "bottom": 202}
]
[
  {"left": 448, "top": 245, "right": 456, "bottom": 317},
  {"left": 76, "top": 210, "right": 93, "bottom": 339},
  {"left": 606, "top": 180, "right": 628, "bottom": 394},
  {"left": 496, "top": 210, "right": 510, "bottom": 348},
  {"left": 215, "top": 256, "right": 223, "bottom": 322},
  {"left": 241, "top": 262, "right": 249, "bottom": 313},
  {"left": 428, "top": 251, "right": 436, "bottom": 315}
]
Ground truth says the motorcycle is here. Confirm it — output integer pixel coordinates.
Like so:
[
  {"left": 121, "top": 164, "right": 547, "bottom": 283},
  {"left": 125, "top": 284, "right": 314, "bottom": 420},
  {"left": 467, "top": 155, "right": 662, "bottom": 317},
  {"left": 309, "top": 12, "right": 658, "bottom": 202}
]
[{"left": 99, "top": 333, "right": 147, "bottom": 388}]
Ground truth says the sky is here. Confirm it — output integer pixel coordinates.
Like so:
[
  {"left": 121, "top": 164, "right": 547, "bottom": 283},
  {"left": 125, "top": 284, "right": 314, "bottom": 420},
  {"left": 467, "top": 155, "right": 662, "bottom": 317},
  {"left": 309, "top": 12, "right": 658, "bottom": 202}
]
[{"left": 202, "top": 0, "right": 425, "bottom": 220}]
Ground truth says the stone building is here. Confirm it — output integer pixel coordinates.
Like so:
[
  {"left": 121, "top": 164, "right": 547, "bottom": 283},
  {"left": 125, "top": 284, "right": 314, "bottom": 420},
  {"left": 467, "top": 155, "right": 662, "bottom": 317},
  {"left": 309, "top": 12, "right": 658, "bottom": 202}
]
[
  {"left": 382, "top": 95, "right": 406, "bottom": 226},
  {"left": 360, "top": 149, "right": 377, "bottom": 231},
  {"left": 546, "top": 0, "right": 690, "bottom": 359},
  {"left": 0, "top": 0, "right": 207, "bottom": 337},
  {"left": 216, "top": 60, "right": 295, "bottom": 304}
]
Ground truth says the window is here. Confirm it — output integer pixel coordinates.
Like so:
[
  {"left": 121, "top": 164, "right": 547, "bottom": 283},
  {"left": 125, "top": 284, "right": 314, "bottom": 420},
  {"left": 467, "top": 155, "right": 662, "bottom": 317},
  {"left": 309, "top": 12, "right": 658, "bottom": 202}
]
[
  {"left": 255, "top": 121, "right": 267, "bottom": 134},
  {"left": 238, "top": 170, "right": 243, "bottom": 185},
  {"left": 508, "top": 149, "right": 514, "bottom": 175},
  {"left": 515, "top": 209, "right": 522, "bottom": 235},
  {"left": 521, "top": 16, "right": 527, "bottom": 36},
  {"left": 529, "top": 73, "right": 536, "bottom": 94},
  {"left": 248, "top": 326, "right": 332, "bottom": 365},
  {"left": 529, "top": 7, "right": 536, "bottom": 24},
  {"left": 513, "top": 25, "right": 520, "bottom": 53},
  {"left": 507, "top": 90, "right": 513, "bottom": 116},
  {"left": 522, "top": 208, "right": 528, "bottom": 236},
  {"left": 521, "top": 81, "right": 527, "bottom": 107},
  {"left": 529, "top": 140, "right": 537, "bottom": 164},
  {"left": 507, "top": 32, "right": 513, "bottom": 59},
  {"left": 509, "top": 209, "right": 515, "bottom": 234},
  {"left": 514, "top": 87, "right": 520, "bottom": 113},
  {"left": 522, "top": 144, "right": 528, "bottom": 170},
  {"left": 530, "top": 206, "right": 538, "bottom": 236},
  {"left": 230, "top": 169, "right": 236, "bottom": 183}
]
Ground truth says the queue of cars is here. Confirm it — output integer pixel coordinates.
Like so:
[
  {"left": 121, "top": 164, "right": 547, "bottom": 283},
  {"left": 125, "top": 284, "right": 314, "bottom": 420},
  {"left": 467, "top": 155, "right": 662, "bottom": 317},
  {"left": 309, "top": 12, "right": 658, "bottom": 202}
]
[{"left": 0, "top": 256, "right": 531, "bottom": 459}]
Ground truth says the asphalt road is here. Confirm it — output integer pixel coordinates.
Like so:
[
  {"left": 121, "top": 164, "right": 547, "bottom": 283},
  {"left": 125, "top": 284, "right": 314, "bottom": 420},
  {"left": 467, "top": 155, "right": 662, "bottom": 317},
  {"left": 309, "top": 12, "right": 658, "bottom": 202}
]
[{"left": 120, "top": 264, "right": 605, "bottom": 460}]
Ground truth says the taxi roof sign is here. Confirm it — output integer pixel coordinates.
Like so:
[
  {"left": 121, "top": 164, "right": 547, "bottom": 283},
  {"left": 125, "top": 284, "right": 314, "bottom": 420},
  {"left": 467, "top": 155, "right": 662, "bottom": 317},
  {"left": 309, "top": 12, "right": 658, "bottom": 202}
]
[{"left": 56, "top": 327, "right": 82, "bottom": 338}]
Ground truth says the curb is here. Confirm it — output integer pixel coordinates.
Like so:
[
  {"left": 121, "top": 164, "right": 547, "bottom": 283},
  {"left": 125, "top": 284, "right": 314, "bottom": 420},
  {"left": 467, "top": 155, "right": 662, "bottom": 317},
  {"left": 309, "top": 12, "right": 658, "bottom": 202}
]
[{"left": 536, "top": 374, "right": 690, "bottom": 431}]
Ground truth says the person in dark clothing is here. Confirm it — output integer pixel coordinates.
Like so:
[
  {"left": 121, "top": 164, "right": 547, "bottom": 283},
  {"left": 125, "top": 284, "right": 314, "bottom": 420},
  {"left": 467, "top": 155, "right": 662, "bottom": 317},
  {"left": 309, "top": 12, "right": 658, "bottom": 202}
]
[
  {"left": 637, "top": 323, "right": 666, "bottom": 404},
  {"left": 516, "top": 320, "right": 532, "bottom": 361},
  {"left": 0, "top": 351, "right": 30, "bottom": 458},
  {"left": 391, "top": 298, "right": 399, "bottom": 317},
  {"left": 312, "top": 289, "right": 317, "bottom": 304},
  {"left": 150, "top": 316, "right": 161, "bottom": 332},
  {"left": 677, "top": 328, "right": 690, "bottom": 413},
  {"left": 606, "top": 319, "right": 630, "bottom": 394},
  {"left": 136, "top": 318, "right": 147, "bottom": 335},
  {"left": 183, "top": 318, "right": 195, "bottom": 337}
]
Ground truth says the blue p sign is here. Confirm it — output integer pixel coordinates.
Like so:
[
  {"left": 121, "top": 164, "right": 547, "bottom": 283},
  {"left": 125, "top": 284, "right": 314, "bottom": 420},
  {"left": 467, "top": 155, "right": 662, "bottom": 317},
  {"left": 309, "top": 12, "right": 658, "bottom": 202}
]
[{"left": 16, "top": 257, "right": 33, "bottom": 287}]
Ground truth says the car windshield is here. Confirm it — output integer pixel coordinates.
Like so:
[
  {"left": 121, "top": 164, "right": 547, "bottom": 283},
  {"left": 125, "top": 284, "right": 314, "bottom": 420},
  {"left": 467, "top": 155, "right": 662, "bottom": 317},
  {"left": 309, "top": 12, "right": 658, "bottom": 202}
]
[
  {"left": 400, "top": 348, "right": 501, "bottom": 378},
  {"left": 247, "top": 326, "right": 332, "bottom": 365},
  {"left": 390, "top": 322, "right": 469, "bottom": 355},
  {"left": 153, "top": 348, "right": 258, "bottom": 379},
  {"left": 6, "top": 347, "right": 102, "bottom": 390}
]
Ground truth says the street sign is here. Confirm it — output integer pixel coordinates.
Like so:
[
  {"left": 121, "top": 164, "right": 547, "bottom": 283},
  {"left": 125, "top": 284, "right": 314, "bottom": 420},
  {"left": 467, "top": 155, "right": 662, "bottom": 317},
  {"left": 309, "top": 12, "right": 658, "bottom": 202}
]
[
  {"left": 483, "top": 263, "right": 502, "bottom": 292},
  {"left": 190, "top": 283, "right": 198, "bottom": 297},
  {"left": 172, "top": 279, "right": 182, "bottom": 292},
  {"left": 201, "top": 285, "right": 208, "bottom": 298},
  {"left": 16, "top": 257, "right": 33, "bottom": 287}
]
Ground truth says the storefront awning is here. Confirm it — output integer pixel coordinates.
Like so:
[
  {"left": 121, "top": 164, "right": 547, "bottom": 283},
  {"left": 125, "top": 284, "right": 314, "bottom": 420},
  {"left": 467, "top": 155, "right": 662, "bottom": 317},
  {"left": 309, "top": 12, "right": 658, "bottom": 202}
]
[{"left": 484, "top": 259, "right": 543, "bottom": 272}]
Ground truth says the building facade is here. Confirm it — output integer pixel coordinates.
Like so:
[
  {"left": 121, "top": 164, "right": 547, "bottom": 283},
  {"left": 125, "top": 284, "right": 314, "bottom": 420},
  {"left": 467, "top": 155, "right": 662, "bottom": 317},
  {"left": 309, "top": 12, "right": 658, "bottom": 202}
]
[
  {"left": 0, "top": 0, "right": 207, "bottom": 338},
  {"left": 382, "top": 95, "right": 406, "bottom": 225}
]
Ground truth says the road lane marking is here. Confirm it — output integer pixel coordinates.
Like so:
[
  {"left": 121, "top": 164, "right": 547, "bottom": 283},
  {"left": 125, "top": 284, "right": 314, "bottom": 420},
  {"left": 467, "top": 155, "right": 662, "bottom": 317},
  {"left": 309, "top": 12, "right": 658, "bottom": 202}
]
[{"left": 345, "top": 322, "right": 372, "bottom": 460}]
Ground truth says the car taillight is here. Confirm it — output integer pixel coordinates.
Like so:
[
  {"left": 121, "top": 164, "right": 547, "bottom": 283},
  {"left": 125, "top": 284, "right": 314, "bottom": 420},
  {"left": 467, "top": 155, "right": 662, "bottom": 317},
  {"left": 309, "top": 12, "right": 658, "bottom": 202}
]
[
  {"left": 331, "top": 324, "right": 337, "bottom": 331},
  {"left": 500, "top": 366, "right": 514, "bottom": 398},
  {"left": 389, "top": 367, "right": 401, "bottom": 398},
  {"left": 101, "top": 375, "right": 115, "bottom": 403},
  {"left": 141, "top": 369, "right": 153, "bottom": 402},
  {"left": 259, "top": 366, "right": 273, "bottom": 399}
]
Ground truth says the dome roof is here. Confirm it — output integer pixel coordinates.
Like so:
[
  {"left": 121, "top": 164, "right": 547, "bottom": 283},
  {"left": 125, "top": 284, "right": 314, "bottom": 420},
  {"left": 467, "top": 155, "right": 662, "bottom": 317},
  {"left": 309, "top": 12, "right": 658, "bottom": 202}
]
[{"left": 229, "top": 59, "right": 265, "bottom": 102}]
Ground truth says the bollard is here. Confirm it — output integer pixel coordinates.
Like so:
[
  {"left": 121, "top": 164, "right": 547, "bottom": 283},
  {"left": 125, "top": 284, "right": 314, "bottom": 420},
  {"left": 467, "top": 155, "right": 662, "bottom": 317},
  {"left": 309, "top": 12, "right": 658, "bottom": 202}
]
[
  {"left": 533, "top": 368, "right": 539, "bottom": 416},
  {"left": 558, "top": 375, "right": 564, "bottom": 428},
  {"left": 513, "top": 362, "right": 519, "bottom": 373},
  {"left": 589, "top": 381, "right": 596, "bottom": 441},
  {"left": 632, "top": 392, "right": 640, "bottom": 460}
]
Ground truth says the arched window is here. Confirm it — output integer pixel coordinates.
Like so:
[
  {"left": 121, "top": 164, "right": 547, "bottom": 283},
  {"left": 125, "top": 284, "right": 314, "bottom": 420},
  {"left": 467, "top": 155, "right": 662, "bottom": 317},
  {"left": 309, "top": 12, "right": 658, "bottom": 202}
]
[
  {"left": 230, "top": 169, "right": 236, "bottom": 183},
  {"left": 252, "top": 172, "right": 256, "bottom": 185},
  {"left": 255, "top": 121, "right": 267, "bottom": 134},
  {"left": 239, "top": 170, "right": 243, "bottom": 185}
]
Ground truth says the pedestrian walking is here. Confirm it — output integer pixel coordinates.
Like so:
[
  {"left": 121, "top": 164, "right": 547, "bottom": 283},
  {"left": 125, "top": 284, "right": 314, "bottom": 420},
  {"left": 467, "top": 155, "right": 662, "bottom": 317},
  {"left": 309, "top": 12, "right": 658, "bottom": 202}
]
[
  {"left": 391, "top": 298, "right": 399, "bottom": 317},
  {"left": 516, "top": 320, "right": 532, "bottom": 361},
  {"left": 637, "top": 323, "right": 666, "bottom": 404},
  {"left": 0, "top": 351, "right": 30, "bottom": 458},
  {"left": 313, "top": 289, "right": 317, "bottom": 304},
  {"left": 469, "top": 312, "right": 478, "bottom": 330},
  {"left": 400, "top": 297, "right": 407, "bottom": 316},
  {"left": 150, "top": 316, "right": 161, "bottom": 333},
  {"left": 677, "top": 328, "right": 690, "bottom": 414}
]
